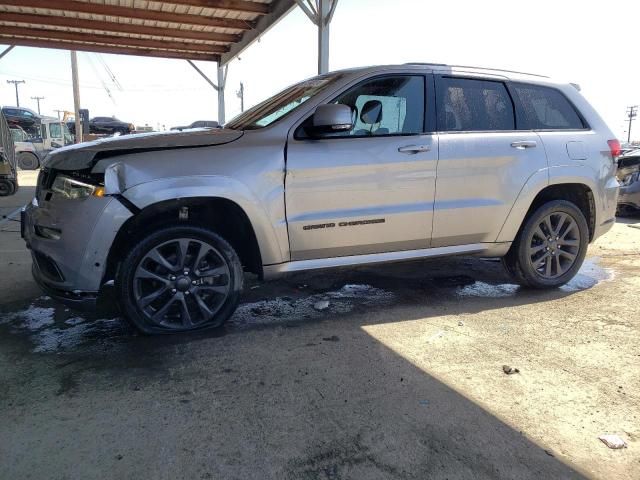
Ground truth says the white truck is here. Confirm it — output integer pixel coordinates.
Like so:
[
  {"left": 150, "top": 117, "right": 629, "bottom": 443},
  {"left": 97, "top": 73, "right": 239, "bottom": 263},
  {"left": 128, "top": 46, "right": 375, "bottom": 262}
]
[{"left": 11, "top": 117, "right": 73, "bottom": 170}]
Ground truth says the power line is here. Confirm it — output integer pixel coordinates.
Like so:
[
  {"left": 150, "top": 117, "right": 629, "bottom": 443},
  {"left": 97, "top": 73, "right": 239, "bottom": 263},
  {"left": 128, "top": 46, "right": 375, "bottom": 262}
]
[
  {"left": 31, "top": 95, "right": 45, "bottom": 114},
  {"left": 6, "top": 79, "right": 25, "bottom": 107},
  {"left": 626, "top": 106, "right": 638, "bottom": 143}
]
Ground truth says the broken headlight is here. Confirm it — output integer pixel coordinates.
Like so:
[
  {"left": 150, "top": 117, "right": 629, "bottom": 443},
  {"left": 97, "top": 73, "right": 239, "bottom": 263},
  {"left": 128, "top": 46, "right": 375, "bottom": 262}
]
[{"left": 51, "top": 174, "right": 105, "bottom": 200}]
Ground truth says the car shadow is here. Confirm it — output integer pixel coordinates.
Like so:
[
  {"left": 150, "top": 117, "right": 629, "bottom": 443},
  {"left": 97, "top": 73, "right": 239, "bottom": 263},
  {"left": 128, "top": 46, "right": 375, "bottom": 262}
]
[{"left": 0, "top": 255, "right": 607, "bottom": 478}]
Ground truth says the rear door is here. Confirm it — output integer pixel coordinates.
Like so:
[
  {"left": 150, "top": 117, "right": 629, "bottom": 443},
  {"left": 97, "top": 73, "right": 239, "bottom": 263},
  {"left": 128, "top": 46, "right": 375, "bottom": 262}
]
[
  {"left": 431, "top": 76, "right": 547, "bottom": 247},
  {"left": 285, "top": 74, "right": 438, "bottom": 260}
]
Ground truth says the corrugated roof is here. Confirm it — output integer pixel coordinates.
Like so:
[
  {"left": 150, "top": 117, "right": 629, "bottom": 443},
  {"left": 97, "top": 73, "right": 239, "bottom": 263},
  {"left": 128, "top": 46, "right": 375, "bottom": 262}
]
[{"left": 0, "top": 0, "right": 295, "bottom": 62}]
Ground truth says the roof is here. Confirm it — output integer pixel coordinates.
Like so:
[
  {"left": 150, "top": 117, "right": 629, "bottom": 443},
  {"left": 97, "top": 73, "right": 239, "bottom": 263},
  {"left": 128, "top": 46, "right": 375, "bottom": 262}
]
[{"left": 0, "top": 0, "right": 296, "bottom": 64}]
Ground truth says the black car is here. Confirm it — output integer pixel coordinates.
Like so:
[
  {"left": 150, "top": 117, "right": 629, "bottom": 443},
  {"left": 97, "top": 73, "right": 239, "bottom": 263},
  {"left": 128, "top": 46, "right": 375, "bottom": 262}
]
[
  {"left": 170, "top": 120, "right": 219, "bottom": 131},
  {"left": 1, "top": 106, "right": 41, "bottom": 136},
  {"left": 67, "top": 116, "right": 134, "bottom": 135},
  {"left": 617, "top": 148, "right": 640, "bottom": 215}
]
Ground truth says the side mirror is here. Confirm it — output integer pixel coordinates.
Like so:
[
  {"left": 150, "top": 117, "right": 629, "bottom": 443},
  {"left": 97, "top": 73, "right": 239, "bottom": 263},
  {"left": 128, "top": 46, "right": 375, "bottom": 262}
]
[{"left": 305, "top": 104, "right": 353, "bottom": 137}]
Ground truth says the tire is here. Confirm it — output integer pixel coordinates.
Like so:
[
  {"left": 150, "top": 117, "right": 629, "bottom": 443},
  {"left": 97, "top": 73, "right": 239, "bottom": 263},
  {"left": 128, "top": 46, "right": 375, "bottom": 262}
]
[
  {"left": 117, "top": 225, "right": 244, "bottom": 334},
  {"left": 502, "top": 200, "right": 589, "bottom": 289},
  {"left": 0, "top": 179, "right": 14, "bottom": 196},
  {"left": 17, "top": 152, "right": 39, "bottom": 170}
]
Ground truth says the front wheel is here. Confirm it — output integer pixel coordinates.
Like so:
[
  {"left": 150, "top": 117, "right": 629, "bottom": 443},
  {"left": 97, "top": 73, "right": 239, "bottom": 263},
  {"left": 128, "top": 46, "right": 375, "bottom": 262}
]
[
  {"left": 117, "top": 225, "right": 243, "bottom": 334},
  {"left": 503, "top": 200, "right": 589, "bottom": 289}
]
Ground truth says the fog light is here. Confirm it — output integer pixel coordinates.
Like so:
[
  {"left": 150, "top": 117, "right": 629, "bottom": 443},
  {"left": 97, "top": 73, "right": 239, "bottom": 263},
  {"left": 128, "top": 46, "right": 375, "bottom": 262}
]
[{"left": 35, "top": 225, "right": 61, "bottom": 240}]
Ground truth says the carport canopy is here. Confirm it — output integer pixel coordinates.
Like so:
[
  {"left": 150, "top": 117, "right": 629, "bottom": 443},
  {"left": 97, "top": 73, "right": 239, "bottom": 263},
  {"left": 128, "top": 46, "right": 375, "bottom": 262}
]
[{"left": 0, "top": 0, "right": 339, "bottom": 124}]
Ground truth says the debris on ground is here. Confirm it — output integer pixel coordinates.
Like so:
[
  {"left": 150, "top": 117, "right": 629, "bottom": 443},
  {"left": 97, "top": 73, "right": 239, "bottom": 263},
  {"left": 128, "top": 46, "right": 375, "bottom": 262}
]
[
  {"left": 598, "top": 434, "right": 627, "bottom": 449},
  {"left": 458, "top": 320, "right": 465, "bottom": 326},
  {"left": 419, "top": 400, "right": 429, "bottom": 406},
  {"left": 428, "top": 330, "right": 445, "bottom": 342},
  {"left": 313, "top": 300, "right": 330, "bottom": 311},
  {"left": 322, "top": 335, "right": 339, "bottom": 342},
  {"left": 502, "top": 365, "right": 520, "bottom": 375}
]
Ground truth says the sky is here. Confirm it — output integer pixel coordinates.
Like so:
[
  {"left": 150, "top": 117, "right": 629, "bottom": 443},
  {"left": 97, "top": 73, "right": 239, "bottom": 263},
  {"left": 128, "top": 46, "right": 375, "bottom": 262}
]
[{"left": 0, "top": 0, "right": 638, "bottom": 139}]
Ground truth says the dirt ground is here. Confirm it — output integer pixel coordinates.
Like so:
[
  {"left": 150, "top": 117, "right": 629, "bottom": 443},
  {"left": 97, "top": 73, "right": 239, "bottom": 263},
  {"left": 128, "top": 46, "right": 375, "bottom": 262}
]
[{"left": 1, "top": 171, "right": 638, "bottom": 479}]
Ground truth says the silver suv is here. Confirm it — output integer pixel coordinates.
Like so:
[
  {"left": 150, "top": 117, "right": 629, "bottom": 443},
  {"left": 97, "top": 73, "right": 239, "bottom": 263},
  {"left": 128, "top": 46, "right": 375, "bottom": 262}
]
[{"left": 22, "top": 64, "right": 620, "bottom": 334}]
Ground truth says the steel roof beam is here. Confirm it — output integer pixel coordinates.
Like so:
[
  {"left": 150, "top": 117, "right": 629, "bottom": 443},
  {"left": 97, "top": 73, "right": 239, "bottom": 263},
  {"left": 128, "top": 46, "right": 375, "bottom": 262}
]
[
  {"left": 219, "top": 0, "right": 295, "bottom": 65},
  {"left": 0, "top": 26, "right": 230, "bottom": 54},
  {"left": 0, "top": 0, "right": 256, "bottom": 31},
  {"left": 0, "top": 13, "right": 241, "bottom": 44},
  {"left": 0, "top": 37, "right": 220, "bottom": 61}
]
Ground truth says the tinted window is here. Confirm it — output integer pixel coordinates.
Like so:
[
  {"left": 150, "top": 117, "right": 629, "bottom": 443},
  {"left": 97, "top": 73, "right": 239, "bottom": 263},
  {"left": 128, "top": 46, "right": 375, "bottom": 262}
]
[
  {"left": 438, "top": 78, "right": 514, "bottom": 132},
  {"left": 3, "top": 108, "right": 19, "bottom": 116},
  {"left": 330, "top": 75, "right": 425, "bottom": 137},
  {"left": 513, "top": 84, "right": 585, "bottom": 130}
]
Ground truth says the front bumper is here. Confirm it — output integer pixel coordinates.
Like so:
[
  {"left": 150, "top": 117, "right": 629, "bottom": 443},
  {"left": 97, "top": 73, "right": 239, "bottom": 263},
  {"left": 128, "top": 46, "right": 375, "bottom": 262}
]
[{"left": 22, "top": 193, "right": 133, "bottom": 309}]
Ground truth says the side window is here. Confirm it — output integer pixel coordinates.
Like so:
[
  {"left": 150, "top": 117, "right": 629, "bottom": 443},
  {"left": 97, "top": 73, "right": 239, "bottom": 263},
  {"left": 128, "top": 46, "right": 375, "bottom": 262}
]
[
  {"left": 50, "top": 123, "right": 62, "bottom": 138},
  {"left": 330, "top": 75, "right": 425, "bottom": 137},
  {"left": 513, "top": 84, "right": 585, "bottom": 130},
  {"left": 437, "top": 77, "right": 515, "bottom": 132},
  {"left": 41, "top": 124, "right": 47, "bottom": 139}
]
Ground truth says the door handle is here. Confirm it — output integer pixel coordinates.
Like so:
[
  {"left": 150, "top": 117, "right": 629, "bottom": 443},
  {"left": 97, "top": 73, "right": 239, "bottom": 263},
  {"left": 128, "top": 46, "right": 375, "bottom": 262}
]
[
  {"left": 398, "top": 145, "right": 431, "bottom": 154},
  {"left": 511, "top": 141, "right": 537, "bottom": 149}
]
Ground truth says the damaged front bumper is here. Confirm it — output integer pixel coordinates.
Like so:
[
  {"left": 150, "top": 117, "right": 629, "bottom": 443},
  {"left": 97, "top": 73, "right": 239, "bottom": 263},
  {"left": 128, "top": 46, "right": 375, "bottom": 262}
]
[{"left": 22, "top": 190, "right": 133, "bottom": 310}]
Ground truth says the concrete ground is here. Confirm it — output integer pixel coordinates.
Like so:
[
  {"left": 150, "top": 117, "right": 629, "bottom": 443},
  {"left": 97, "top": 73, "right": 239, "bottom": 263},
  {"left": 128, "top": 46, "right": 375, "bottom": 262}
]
[{"left": 1, "top": 171, "right": 638, "bottom": 479}]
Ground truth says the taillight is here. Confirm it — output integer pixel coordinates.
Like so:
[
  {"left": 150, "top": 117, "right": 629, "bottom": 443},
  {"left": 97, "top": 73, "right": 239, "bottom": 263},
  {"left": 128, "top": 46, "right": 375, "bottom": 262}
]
[{"left": 607, "top": 139, "right": 621, "bottom": 160}]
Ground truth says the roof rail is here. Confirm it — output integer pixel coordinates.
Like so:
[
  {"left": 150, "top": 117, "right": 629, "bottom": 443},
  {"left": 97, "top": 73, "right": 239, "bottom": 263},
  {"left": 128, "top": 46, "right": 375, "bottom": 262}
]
[{"left": 405, "top": 62, "right": 549, "bottom": 78}]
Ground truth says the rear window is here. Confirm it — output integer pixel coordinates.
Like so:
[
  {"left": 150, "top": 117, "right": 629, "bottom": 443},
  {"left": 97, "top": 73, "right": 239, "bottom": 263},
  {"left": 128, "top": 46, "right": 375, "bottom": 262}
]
[
  {"left": 513, "top": 84, "right": 586, "bottom": 130},
  {"left": 437, "top": 77, "right": 515, "bottom": 132}
]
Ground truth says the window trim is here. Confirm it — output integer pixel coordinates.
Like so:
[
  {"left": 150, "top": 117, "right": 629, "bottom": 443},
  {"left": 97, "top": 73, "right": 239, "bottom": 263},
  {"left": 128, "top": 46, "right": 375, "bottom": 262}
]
[
  {"left": 434, "top": 75, "right": 518, "bottom": 134},
  {"left": 294, "top": 73, "right": 431, "bottom": 141},
  {"left": 507, "top": 81, "right": 591, "bottom": 132}
]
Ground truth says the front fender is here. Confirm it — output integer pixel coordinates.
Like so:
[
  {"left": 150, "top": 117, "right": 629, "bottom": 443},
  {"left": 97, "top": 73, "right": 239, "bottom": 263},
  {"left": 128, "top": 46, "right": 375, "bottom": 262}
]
[{"left": 121, "top": 175, "right": 289, "bottom": 265}]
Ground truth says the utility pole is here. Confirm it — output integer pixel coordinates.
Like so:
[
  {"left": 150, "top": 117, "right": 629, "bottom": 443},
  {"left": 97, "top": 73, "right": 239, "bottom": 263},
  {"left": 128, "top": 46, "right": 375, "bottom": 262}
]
[
  {"left": 70, "top": 51, "right": 83, "bottom": 142},
  {"left": 626, "top": 106, "right": 638, "bottom": 143},
  {"left": 54, "top": 109, "right": 65, "bottom": 120},
  {"left": 236, "top": 82, "right": 244, "bottom": 112},
  {"left": 6, "top": 79, "right": 25, "bottom": 107},
  {"left": 31, "top": 96, "right": 45, "bottom": 114}
]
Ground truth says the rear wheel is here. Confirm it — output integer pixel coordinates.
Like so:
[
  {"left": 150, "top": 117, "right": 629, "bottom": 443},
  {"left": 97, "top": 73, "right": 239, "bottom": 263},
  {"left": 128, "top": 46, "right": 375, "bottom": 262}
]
[
  {"left": 503, "top": 200, "right": 589, "bottom": 288},
  {"left": 117, "top": 225, "right": 243, "bottom": 334},
  {"left": 17, "top": 152, "right": 39, "bottom": 170}
]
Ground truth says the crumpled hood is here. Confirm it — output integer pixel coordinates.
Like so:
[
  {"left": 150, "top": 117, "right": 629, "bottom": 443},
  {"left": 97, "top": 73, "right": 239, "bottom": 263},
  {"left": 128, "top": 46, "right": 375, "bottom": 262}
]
[{"left": 43, "top": 128, "right": 243, "bottom": 170}]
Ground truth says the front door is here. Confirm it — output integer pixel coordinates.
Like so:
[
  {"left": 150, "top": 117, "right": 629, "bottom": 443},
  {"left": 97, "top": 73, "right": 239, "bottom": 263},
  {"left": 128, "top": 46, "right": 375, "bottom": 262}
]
[
  {"left": 285, "top": 74, "right": 438, "bottom": 261},
  {"left": 431, "top": 76, "right": 548, "bottom": 247}
]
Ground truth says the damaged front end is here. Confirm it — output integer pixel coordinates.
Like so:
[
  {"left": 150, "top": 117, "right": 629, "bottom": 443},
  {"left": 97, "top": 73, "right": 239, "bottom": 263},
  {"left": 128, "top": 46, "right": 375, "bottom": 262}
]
[
  {"left": 616, "top": 151, "right": 640, "bottom": 214},
  {"left": 22, "top": 128, "right": 243, "bottom": 310}
]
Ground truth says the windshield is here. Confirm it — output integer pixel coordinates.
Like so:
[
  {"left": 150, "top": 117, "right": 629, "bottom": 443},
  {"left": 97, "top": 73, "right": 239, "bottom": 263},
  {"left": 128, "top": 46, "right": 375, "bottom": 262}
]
[{"left": 225, "top": 73, "right": 344, "bottom": 130}]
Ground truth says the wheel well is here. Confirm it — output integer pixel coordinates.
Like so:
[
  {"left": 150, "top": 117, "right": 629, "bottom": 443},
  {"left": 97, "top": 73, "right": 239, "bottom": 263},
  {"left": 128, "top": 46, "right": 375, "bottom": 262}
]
[
  {"left": 105, "top": 197, "right": 263, "bottom": 282},
  {"left": 525, "top": 184, "right": 596, "bottom": 241}
]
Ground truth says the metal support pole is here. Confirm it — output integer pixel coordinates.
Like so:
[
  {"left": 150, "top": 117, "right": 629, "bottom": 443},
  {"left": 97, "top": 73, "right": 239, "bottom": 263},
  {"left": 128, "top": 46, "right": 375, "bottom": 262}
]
[
  {"left": 295, "top": 0, "right": 338, "bottom": 75},
  {"left": 217, "top": 65, "right": 226, "bottom": 124},
  {"left": 318, "top": 0, "right": 330, "bottom": 74},
  {"left": 70, "top": 51, "right": 82, "bottom": 143},
  {"left": 0, "top": 45, "right": 15, "bottom": 61}
]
